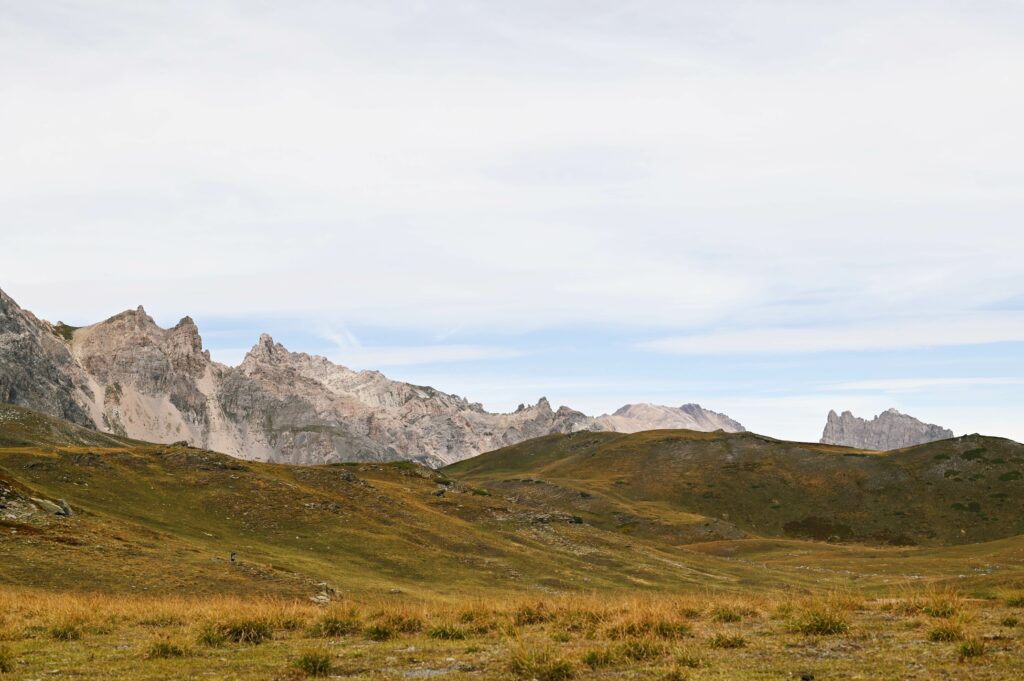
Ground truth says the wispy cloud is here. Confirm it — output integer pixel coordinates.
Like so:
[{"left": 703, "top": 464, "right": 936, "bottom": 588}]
[
  {"left": 826, "top": 377, "right": 1024, "bottom": 392},
  {"left": 327, "top": 345, "right": 522, "bottom": 369},
  {"left": 639, "top": 315, "right": 1024, "bottom": 355}
]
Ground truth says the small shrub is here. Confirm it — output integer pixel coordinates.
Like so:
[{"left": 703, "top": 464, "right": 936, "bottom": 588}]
[
  {"left": 959, "top": 639, "right": 985, "bottom": 660},
  {"left": 710, "top": 606, "right": 742, "bottom": 623},
  {"left": 382, "top": 614, "right": 423, "bottom": 634},
  {"left": 660, "top": 669, "right": 690, "bottom": 681},
  {"left": 514, "top": 604, "right": 552, "bottom": 626},
  {"left": 582, "top": 647, "right": 616, "bottom": 668},
  {"left": 49, "top": 623, "right": 82, "bottom": 641},
  {"left": 140, "top": 615, "right": 184, "bottom": 627},
  {"left": 928, "top": 623, "right": 965, "bottom": 642},
  {"left": 364, "top": 624, "right": 394, "bottom": 641},
  {"left": 616, "top": 638, "right": 666, "bottom": 661},
  {"left": 428, "top": 624, "right": 466, "bottom": 640},
  {"left": 308, "top": 616, "right": 360, "bottom": 638},
  {"left": 471, "top": 488, "right": 491, "bottom": 496},
  {"left": 509, "top": 646, "right": 574, "bottom": 680},
  {"left": 0, "top": 646, "right": 13, "bottom": 673},
  {"left": 146, "top": 640, "right": 186, "bottom": 659},
  {"left": 1000, "top": 616, "right": 1019, "bottom": 627},
  {"left": 197, "top": 623, "right": 226, "bottom": 647},
  {"left": 707, "top": 633, "right": 746, "bottom": 649},
  {"left": 652, "top": 620, "right": 691, "bottom": 639},
  {"left": 923, "top": 599, "right": 960, "bottom": 618},
  {"left": 790, "top": 609, "right": 849, "bottom": 636},
  {"left": 294, "top": 651, "right": 332, "bottom": 676},
  {"left": 219, "top": 619, "right": 272, "bottom": 644},
  {"left": 675, "top": 651, "right": 704, "bottom": 668},
  {"left": 1005, "top": 594, "right": 1024, "bottom": 608}
]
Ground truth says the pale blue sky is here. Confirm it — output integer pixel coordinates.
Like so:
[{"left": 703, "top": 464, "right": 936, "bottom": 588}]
[{"left": 2, "top": 1, "right": 1022, "bottom": 441}]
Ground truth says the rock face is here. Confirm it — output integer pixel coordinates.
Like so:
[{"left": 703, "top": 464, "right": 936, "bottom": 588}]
[
  {"left": 0, "top": 289, "right": 95, "bottom": 428},
  {"left": 0, "top": 287, "right": 744, "bottom": 465},
  {"left": 597, "top": 403, "right": 745, "bottom": 434},
  {"left": 820, "top": 408, "right": 954, "bottom": 450}
]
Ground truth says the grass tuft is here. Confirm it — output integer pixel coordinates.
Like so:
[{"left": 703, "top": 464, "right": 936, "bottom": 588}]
[
  {"left": 509, "top": 645, "right": 574, "bottom": 680},
  {"left": 0, "top": 646, "right": 13, "bottom": 673},
  {"left": 959, "top": 639, "right": 985, "bottom": 660},
  {"left": 364, "top": 624, "right": 394, "bottom": 641},
  {"left": 146, "top": 640, "right": 186, "bottom": 659},
  {"left": 790, "top": 608, "right": 849, "bottom": 636},
  {"left": 293, "top": 651, "right": 332, "bottom": 676},
  {"left": 428, "top": 624, "right": 466, "bottom": 640},
  {"left": 49, "top": 623, "right": 82, "bottom": 641},
  {"left": 308, "top": 615, "right": 360, "bottom": 638},
  {"left": 582, "top": 647, "right": 616, "bottom": 668},
  {"left": 928, "top": 622, "right": 966, "bottom": 642},
  {"left": 707, "top": 633, "right": 746, "bottom": 649}
]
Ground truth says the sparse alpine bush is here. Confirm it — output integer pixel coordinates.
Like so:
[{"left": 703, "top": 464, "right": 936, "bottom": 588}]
[
  {"left": 0, "top": 645, "right": 13, "bottom": 673},
  {"left": 146, "top": 640, "right": 186, "bottom": 659},
  {"left": 308, "top": 615, "right": 361, "bottom": 638},
  {"left": 382, "top": 613, "right": 423, "bottom": 634},
  {"left": 514, "top": 603, "right": 552, "bottom": 626},
  {"left": 928, "top": 623, "right": 965, "bottom": 642},
  {"left": 509, "top": 646, "right": 574, "bottom": 680},
  {"left": 364, "top": 624, "right": 394, "bottom": 641},
  {"left": 790, "top": 609, "right": 849, "bottom": 636},
  {"left": 49, "top": 623, "right": 82, "bottom": 641},
  {"left": 707, "top": 633, "right": 746, "bottom": 649},
  {"left": 1001, "top": 616, "right": 1019, "bottom": 628},
  {"left": 1005, "top": 593, "right": 1024, "bottom": 608},
  {"left": 197, "top": 623, "right": 226, "bottom": 647},
  {"left": 217, "top": 619, "right": 273, "bottom": 644},
  {"left": 959, "top": 639, "right": 985, "bottom": 660},
  {"left": 428, "top": 624, "right": 466, "bottom": 640},
  {"left": 582, "top": 647, "right": 616, "bottom": 668},
  {"left": 293, "top": 651, "right": 332, "bottom": 676},
  {"left": 616, "top": 638, "right": 667, "bottom": 661},
  {"left": 710, "top": 606, "right": 743, "bottom": 623},
  {"left": 674, "top": 651, "right": 704, "bottom": 668}
]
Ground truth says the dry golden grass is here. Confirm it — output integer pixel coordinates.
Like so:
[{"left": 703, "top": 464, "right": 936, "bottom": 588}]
[{"left": 0, "top": 585, "right": 1020, "bottom": 679}]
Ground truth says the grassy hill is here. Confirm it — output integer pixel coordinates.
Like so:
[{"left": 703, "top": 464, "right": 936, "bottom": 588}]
[
  {"left": 3, "top": 406, "right": 1024, "bottom": 678},
  {"left": 445, "top": 429, "right": 1024, "bottom": 547}
]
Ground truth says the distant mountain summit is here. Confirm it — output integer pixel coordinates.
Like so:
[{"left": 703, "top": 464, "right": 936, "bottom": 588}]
[
  {"left": 597, "top": 403, "right": 744, "bottom": 434},
  {"left": 0, "top": 287, "right": 743, "bottom": 465},
  {"left": 821, "top": 408, "right": 954, "bottom": 450}
]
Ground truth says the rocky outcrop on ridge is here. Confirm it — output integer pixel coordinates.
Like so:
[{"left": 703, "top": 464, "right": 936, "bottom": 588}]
[
  {"left": 820, "top": 408, "right": 954, "bottom": 450},
  {"left": 597, "top": 403, "right": 745, "bottom": 434},
  {"left": 0, "top": 287, "right": 744, "bottom": 465}
]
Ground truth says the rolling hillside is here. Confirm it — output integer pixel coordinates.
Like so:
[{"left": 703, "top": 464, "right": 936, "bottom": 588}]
[{"left": 445, "top": 429, "right": 1024, "bottom": 547}]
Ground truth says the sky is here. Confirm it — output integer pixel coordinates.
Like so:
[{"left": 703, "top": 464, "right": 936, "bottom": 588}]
[{"left": 2, "top": 1, "right": 1023, "bottom": 442}]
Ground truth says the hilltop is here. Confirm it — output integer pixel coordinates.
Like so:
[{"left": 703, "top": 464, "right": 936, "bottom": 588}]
[{"left": 446, "top": 429, "right": 1024, "bottom": 547}]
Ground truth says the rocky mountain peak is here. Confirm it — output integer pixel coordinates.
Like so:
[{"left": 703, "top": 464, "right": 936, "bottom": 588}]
[
  {"left": 821, "top": 408, "right": 954, "bottom": 450},
  {"left": 0, "top": 289, "right": 748, "bottom": 467},
  {"left": 599, "top": 403, "right": 745, "bottom": 434}
]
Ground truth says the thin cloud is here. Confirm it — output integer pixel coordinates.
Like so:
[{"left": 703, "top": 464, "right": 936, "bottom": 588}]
[
  {"left": 639, "top": 315, "right": 1024, "bottom": 355},
  {"left": 827, "top": 378, "right": 1024, "bottom": 392}
]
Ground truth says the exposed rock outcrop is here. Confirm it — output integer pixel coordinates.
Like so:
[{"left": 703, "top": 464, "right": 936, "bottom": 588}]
[
  {"left": 820, "top": 408, "right": 954, "bottom": 450},
  {"left": 0, "top": 287, "right": 744, "bottom": 465},
  {"left": 0, "top": 289, "right": 95, "bottom": 427},
  {"left": 597, "top": 403, "right": 745, "bottom": 434}
]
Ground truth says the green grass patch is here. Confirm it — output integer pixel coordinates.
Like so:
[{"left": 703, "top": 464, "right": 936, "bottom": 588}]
[{"left": 293, "top": 651, "right": 332, "bottom": 676}]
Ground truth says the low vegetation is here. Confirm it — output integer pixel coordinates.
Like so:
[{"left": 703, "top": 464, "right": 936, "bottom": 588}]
[{"left": 0, "top": 587, "right": 1020, "bottom": 678}]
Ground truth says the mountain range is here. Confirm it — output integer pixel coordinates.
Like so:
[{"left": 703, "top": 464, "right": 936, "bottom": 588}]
[{"left": 0, "top": 288, "right": 744, "bottom": 465}]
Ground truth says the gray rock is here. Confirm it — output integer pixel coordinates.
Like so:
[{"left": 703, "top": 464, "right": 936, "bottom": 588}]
[
  {"left": 0, "top": 287, "right": 745, "bottom": 466},
  {"left": 820, "top": 408, "right": 954, "bottom": 450}
]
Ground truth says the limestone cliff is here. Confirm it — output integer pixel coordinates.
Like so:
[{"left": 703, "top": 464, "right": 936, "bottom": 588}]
[
  {"left": 0, "top": 287, "right": 744, "bottom": 465},
  {"left": 820, "top": 408, "right": 954, "bottom": 450}
]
